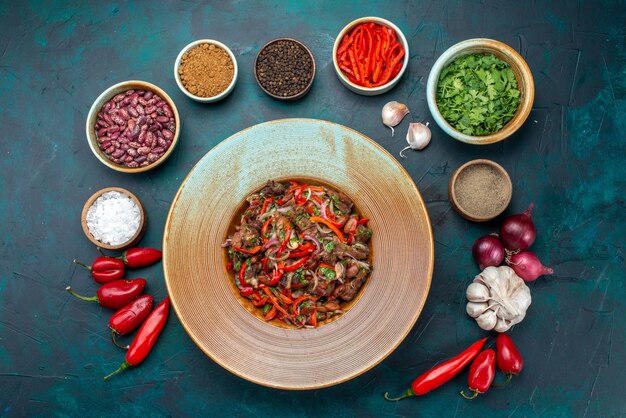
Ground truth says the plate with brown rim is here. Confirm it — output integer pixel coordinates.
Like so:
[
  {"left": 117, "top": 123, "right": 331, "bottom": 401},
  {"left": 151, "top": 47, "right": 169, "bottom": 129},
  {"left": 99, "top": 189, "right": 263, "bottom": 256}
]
[{"left": 163, "top": 118, "right": 433, "bottom": 389}]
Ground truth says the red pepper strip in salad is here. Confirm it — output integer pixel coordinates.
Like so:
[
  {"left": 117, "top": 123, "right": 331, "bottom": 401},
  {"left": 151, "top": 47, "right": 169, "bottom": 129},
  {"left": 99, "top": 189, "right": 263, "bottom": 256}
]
[
  {"left": 357, "top": 217, "right": 369, "bottom": 225},
  {"left": 277, "top": 223, "right": 292, "bottom": 255},
  {"left": 104, "top": 297, "right": 170, "bottom": 380},
  {"left": 238, "top": 262, "right": 248, "bottom": 288},
  {"left": 260, "top": 197, "right": 274, "bottom": 215},
  {"left": 384, "top": 337, "right": 488, "bottom": 401},
  {"left": 283, "top": 256, "right": 309, "bottom": 272},
  {"left": 309, "top": 216, "right": 345, "bottom": 243},
  {"left": 264, "top": 304, "right": 277, "bottom": 320},
  {"left": 261, "top": 217, "right": 273, "bottom": 242},
  {"left": 268, "top": 266, "right": 283, "bottom": 286},
  {"left": 262, "top": 288, "right": 289, "bottom": 315},
  {"left": 233, "top": 245, "right": 262, "bottom": 255}
]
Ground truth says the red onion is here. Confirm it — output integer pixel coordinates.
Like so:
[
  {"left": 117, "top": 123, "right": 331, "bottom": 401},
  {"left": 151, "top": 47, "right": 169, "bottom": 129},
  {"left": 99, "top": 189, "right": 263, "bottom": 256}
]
[
  {"left": 472, "top": 234, "right": 505, "bottom": 270},
  {"left": 500, "top": 203, "right": 536, "bottom": 251},
  {"left": 303, "top": 234, "right": 321, "bottom": 253},
  {"left": 506, "top": 251, "right": 554, "bottom": 282}
]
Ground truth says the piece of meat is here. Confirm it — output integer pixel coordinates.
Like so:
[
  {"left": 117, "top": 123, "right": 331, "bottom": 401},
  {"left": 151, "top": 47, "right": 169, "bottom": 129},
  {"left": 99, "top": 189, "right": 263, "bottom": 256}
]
[
  {"left": 237, "top": 224, "right": 261, "bottom": 248},
  {"left": 343, "top": 243, "right": 369, "bottom": 260},
  {"left": 345, "top": 262, "right": 359, "bottom": 278},
  {"left": 327, "top": 189, "right": 354, "bottom": 213},
  {"left": 354, "top": 225, "right": 372, "bottom": 243},
  {"left": 338, "top": 269, "right": 368, "bottom": 301},
  {"left": 260, "top": 180, "right": 287, "bottom": 196}
]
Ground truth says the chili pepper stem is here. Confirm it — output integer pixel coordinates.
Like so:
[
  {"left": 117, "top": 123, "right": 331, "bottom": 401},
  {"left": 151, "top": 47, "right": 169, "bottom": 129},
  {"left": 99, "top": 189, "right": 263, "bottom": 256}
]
[
  {"left": 65, "top": 286, "right": 98, "bottom": 302},
  {"left": 103, "top": 361, "right": 130, "bottom": 380},
  {"left": 111, "top": 332, "right": 130, "bottom": 350},
  {"left": 460, "top": 390, "right": 479, "bottom": 400},
  {"left": 383, "top": 389, "right": 415, "bottom": 402},
  {"left": 492, "top": 373, "right": 513, "bottom": 388},
  {"left": 72, "top": 260, "right": 92, "bottom": 271}
]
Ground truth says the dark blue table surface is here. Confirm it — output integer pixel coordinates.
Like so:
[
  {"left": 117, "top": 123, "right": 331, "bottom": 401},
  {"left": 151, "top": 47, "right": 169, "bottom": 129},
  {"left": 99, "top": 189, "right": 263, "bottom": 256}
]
[{"left": 1, "top": 1, "right": 624, "bottom": 416}]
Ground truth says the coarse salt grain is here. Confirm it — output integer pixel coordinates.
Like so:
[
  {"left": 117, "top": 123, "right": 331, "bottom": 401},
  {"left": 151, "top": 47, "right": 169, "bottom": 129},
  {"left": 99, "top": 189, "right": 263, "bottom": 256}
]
[{"left": 86, "top": 191, "right": 140, "bottom": 246}]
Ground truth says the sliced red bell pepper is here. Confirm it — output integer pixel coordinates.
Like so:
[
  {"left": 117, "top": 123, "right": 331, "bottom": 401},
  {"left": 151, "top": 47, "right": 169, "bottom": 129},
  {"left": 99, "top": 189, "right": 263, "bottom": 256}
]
[
  {"left": 260, "top": 197, "right": 274, "bottom": 215},
  {"left": 238, "top": 262, "right": 248, "bottom": 288},
  {"left": 261, "top": 217, "right": 273, "bottom": 242},
  {"left": 357, "top": 217, "right": 369, "bottom": 225},
  {"left": 277, "top": 222, "right": 292, "bottom": 255},
  {"left": 233, "top": 245, "right": 262, "bottom": 255},
  {"left": 264, "top": 304, "right": 277, "bottom": 320},
  {"left": 337, "top": 33, "right": 353, "bottom": 55},
  {"left": 309, "top": 216, "right": 345, "bottom": 242},
  {"left": 284, "top": 256, "right": 309, "bottom": 272}
]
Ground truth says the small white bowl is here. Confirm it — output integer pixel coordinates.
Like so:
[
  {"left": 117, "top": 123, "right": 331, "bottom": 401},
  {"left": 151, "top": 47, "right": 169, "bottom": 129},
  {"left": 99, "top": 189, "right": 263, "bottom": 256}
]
[
  {"left": 174, "top": 39, "right": 238, "bottom": 103},
  {"left": 332, "top": 17, "right": 409, "bottom": 96}
]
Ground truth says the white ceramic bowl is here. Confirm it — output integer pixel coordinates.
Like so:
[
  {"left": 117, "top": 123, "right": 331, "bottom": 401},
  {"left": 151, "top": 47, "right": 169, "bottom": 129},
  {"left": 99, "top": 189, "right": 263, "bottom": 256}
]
[
  {"left": 332, "top": 17, "right": 409, "bottom": 96},
  {"left": 174, "top": 39, "right": 238, "bottom": 103},
  {"left": 426, "top": 38, "right": 534, "bottom": 145}
]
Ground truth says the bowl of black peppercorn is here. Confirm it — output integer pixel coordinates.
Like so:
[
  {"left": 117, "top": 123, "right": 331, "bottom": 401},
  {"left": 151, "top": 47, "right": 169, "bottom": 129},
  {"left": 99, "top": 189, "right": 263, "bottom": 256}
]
[{"left": 254, "top": 38, "right": 316, "bottom": 100}]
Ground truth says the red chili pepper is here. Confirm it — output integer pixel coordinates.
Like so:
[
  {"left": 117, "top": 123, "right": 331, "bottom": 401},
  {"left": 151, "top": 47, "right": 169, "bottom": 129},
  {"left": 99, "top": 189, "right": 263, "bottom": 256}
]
[
  {"left": 283, "top": 256, "right": 309, "bottom": 272},
  {"left": 460, "top": 349, "right": 496, "bottom": 400},
  {"left": 233, "top": 245, "right": 263, "bottom": 255},
  {"left": 384, "top": 337, "right": 488, "bottom": 401},
  {"left": 104, "top": 296, "right": 170, "bottom": 380},
  {"left": 494, "top": 333, "right": 523, "bottom": 387},
  {"left": 109, "top": 295, "right": 154, "bottom": 349},
  {"left": 118, "top": 248, "right": 162, "bottom": 268},
  {"left": 66, "top": 279, "right": 147, "bottom": 309},
  {"left": 74, "top": 257, "right": 125, "bottom": 284}
]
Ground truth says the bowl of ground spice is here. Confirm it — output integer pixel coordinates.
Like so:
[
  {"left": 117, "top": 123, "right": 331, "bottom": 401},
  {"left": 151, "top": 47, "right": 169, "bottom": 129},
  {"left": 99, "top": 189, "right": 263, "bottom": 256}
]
[
  {"left": 174, "top": 39, "right": 238, "bottom": 103},
  {"left": 427, "top": 38, "right": 534, "bottom": 145},
  {"left": 448, "top": 159, "right": 513, "bottom": 222},
  {"left": 254, "top": 38, "right": 315, "bottom": 100},
  {"left": 81, "top": 187, "right": 146, "bottom": 250}
]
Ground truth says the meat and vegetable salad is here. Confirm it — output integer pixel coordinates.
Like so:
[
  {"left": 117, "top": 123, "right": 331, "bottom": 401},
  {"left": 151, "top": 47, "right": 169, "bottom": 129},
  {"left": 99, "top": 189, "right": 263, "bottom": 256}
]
[{"left": 223, "top": 180, "right": 373, "bottom": 328}]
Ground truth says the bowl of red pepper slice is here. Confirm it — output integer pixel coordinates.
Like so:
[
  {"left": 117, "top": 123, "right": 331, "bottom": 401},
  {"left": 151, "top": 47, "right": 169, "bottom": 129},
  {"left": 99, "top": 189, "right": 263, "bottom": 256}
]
[{"left": 333, "top": 17, "right": 409, "bottom": 95}]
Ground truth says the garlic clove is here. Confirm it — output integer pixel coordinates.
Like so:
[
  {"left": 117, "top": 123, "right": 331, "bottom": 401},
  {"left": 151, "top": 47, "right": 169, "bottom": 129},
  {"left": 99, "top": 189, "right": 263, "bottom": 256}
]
[
  {"left": 466, "top": 282, "right": 490, "bottom": 302},
  {"left": 494, "top": 317, "right": 512, "bottom": 332},
  {"left": 382, "top": 101, "right": 409, "bottom": 136},
  {"left": 476, "top": 309, "right": 498, "bottom": 330},
  {"left": 466, "top": 302, "right": 488, "bottom": 318},
  {"left": 400, "top": 122, "right": 432, "bottom": 158}
]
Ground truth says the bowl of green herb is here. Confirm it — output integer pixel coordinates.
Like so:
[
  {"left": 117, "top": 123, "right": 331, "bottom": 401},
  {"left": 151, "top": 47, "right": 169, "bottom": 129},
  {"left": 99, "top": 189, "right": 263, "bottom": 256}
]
[{"left": 427, "top": 39, "right": 534, "bottom": 145}]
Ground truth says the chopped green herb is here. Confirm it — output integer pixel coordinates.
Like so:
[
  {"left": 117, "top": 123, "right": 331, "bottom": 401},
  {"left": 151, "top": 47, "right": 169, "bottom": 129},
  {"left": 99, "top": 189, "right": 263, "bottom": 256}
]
[
  {"left": 320, "top": 267, "right": 336, "bottom": 280},
  {"left": 323, "top": 240, "right": 335, "bottom": 253},
  {"left": 436, "top": 53, "right": 521, "bottom": 136},
  {"left": 263, "top": 304, "right": 271, "bottom": 314},
  {"left": 330, "top": 195, "right": 341, "bottom": 206}
]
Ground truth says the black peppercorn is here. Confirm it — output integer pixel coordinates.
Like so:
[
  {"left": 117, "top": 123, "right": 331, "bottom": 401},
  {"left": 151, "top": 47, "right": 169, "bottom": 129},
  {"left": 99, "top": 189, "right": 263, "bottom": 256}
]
[{"left": 255, "top": 39, "right": 314, "bottom": 99}]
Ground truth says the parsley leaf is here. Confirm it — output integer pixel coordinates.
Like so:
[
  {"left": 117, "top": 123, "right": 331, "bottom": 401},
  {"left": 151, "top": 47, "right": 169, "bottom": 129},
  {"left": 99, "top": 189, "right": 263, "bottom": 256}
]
[{"left": 436, "top": 53, "right": 521, "bottom": 136}]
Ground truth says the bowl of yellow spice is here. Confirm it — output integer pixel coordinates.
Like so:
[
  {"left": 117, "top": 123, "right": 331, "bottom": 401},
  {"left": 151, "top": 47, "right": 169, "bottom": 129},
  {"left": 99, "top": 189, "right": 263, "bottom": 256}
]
[{"left": 174, "top": 39, "right": 238, "bottom": 103}]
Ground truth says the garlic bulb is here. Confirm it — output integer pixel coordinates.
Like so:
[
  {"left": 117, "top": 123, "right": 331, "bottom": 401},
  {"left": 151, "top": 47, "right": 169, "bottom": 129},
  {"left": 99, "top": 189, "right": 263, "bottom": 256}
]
[
  {"left": 400, "top": 122, "right": 431, "bottom": 158},
  {"left": 466, "top": 266, "right": 531, "bottom": 332},
  {"left": 381, "top": 101, "right": 409, "bottom": 136}
]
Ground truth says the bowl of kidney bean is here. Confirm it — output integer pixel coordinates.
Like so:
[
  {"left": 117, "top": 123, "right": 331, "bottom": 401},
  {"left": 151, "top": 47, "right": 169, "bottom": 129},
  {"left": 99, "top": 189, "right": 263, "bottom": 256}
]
[{"left": 86, "top": 80, "right": 181, "bottom": 173}]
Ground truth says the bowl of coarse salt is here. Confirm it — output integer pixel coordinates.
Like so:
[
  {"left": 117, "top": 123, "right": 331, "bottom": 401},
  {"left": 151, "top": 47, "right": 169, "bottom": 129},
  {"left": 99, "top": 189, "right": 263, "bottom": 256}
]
[{"left": 81, "top": 187, "right": 146, "bottom": 250}]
